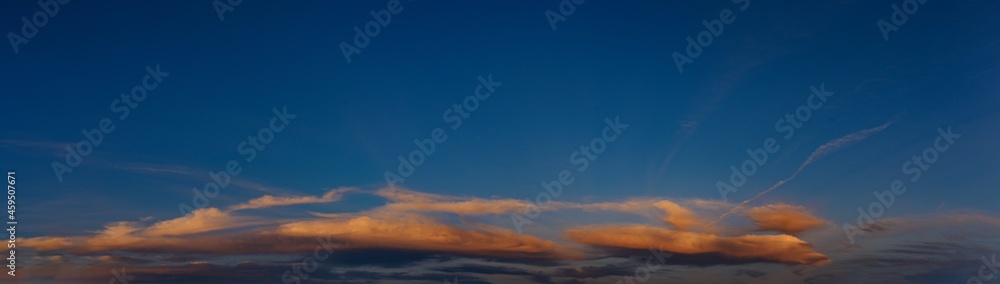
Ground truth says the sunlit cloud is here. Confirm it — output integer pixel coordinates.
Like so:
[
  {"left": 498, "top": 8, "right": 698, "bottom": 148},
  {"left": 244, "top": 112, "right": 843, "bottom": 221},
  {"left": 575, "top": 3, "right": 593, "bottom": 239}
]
[
  {"left": 227, "top": 187, "right": 354, "bottom": 211},
  {"left": 24, "top": 186, "right": 997, "bottom": 283},
  {"left": 565, "top": 225, "right": 831, "bottom": 266},
  {"left": 374, "top": 187, "right": 531, "bottom": 215},
  {"left": 277, "top": 212, "right": 580, "bottom": 259},
  {"left": 653, "top": 200, "right": 708, "bottom": 231},
  {"left": 144, "top": 208, "right": 256, "bottom": 236},
  {"left": 745, "top": 204, "right": 826, "bottom": 235}
]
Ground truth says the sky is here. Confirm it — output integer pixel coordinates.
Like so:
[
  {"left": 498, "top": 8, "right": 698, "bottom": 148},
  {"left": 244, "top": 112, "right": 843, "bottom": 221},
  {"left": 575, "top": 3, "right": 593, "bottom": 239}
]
[{"left": 2, "top": 0, "right": 1000, "bottom": 283}]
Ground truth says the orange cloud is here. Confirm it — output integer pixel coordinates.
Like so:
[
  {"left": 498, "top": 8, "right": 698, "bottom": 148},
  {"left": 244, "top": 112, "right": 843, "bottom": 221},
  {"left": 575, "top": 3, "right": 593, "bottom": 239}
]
[
  {"left": 144, "top": 208, "right": 256, "bottom": 236},
  {"left": 555, "top": 199, "right": 722, "bottom": 232},
  {"left": 21, "top": 236, "right": 73, "bottom": 251},
  {"left": 23, "top": 208, "right": 577, "bottom": 260},
  {"left": 277, "top": 213, "right": 580, "bottom": 259},
  {"left": 23, "top": 187, "right": 838, "bottom": 269},
  {"left": 21, "top": 208, "right": 280, "bottom": 254},
  {"left": 565, "top": 225, "right": 830, "bottom": 266},
  {"left": 375, "top": 187, "right": 531, "bottom": 215},
  {"left": 384, "top": 198, "right": 531, "bottom": 215},
  {"left": 559, "top": 200, "right": 655, "bottom": 212},
  {"left": 745, "top": 204, "right": 825, "bottom": 234},
  {"left": 22, "top": 231, "right": 333, "bottom": 255},
  {"left": 227, "top": 187, "right": 352, "bottom": 211},
  {"left": 375, "top": 187, "right": 452, "bottom": 203},
  {"left": 653, "top": 200, "right": 705, "bottom": 231}
]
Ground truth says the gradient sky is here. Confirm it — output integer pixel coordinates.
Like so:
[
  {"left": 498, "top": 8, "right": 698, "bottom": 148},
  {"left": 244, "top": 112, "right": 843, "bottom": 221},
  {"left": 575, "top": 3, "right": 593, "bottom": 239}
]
[{"left": 2, "top": 0, "right": 1000, "bottom": 283}]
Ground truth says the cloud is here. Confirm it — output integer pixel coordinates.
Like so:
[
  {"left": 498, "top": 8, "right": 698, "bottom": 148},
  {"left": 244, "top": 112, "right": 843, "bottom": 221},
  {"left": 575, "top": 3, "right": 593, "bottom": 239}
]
[
  {"left": 745, "top": 204, "right": 826, "bottom": 234},
  {"left": 797, "top": 213, "right": 1000, "bottom": 283},
  {"left": 21, "top": 209, "right": 286, "bottom": 255},
  {"left": 277, "top": 212, "right": 580, "bottom": 259},
  {"left": 13, "top": 261, "right": 348, "bottom": 284},
  {"left": 558, "top": 200, "right": 656, "bottom": 213},
  {"left": 799, "top": 120, "right": 893, "bottom": 168},
  {"left": 144, "top": 208, "right": 255, "bottom": 236},
  {"left": 708, "top": 121, "right": 894, "bottom": 228},
  {"left": 565, "top": 225, "right": 830, "bottom": 266},
  {"left": 555, "top": 199, "right": 728, "bottom": 233},
  {"left": 24, "top": 204, "right": 577, "bottom": 261},
  {"left": 96, "top": 161, "right": 291, "bottom": 195},
  {"left": 103, "top": 162, "right": 200, "bottom": 176},
  {"left": 376, "top": 187, "right": 453, "bottom": 203},
  {"left": 21, "top": 236, "right": 73, "bottom": 251},
  {"left": 27, "top": 210, "right": 999, "bottom": 284},
  {"left": 227, "top": 187, "right": 353, "bottom": 211},
  {"left": 375, "top": 187, "right": 532, "bottom": 215},
  {"left": 0, "top": 139, "right": 73, "bottom": 156},
  {"left": 653, "top": 200, "right": 707, "bottom": 231},
  {"left": 25, "top": 185, "right": 1000, "bottom": 283},
  {"left": 385, "top": 198, "right": 531, "bottom": 214},
  {"left": 33, "top": 187, "right": 962, "bottom": 284}
]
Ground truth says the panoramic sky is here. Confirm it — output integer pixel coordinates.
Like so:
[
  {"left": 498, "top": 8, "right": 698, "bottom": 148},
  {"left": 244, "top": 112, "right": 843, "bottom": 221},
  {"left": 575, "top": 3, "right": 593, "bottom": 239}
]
[{"left": 2, "top": 0, "right": 1000, "bottom": 283}]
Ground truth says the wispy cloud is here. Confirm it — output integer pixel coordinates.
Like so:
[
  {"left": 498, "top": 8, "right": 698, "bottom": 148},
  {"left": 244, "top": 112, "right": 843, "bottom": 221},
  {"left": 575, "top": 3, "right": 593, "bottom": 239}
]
[
  {"left": 227, "top": 187, "right": 353, "bottom": 211},
  {"left": 707, "top": 120, "right": 894, "bottom": 228},
  {"left": 0, "top": 139, "right": 73, "bottom": 156},
  {"left": 375, "top": 187, "right": 533, "bottom": 215}
]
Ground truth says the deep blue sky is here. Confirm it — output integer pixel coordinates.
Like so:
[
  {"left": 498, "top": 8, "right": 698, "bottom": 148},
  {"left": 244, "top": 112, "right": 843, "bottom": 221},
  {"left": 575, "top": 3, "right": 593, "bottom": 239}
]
[
  {"left": 4, "top": 0, "right": 999, "bottom": 234},
  {"left": 2, "top": 1, "right": 999, "bottom": 282}
]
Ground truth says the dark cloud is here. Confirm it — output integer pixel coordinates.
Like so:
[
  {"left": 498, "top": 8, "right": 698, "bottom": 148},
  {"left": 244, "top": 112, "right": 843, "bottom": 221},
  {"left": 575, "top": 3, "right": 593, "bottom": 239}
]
[
  {"left": 736, "top": 269, "right": 766, "bottom": 278},
  {"left": 599, "top": 247, "right": 783, "bottom": 267},
  {"left": 319, "top": 249, "right": 451, "bottom": 269},
  {"left": 555, "top": 264, "right": 636, "bottom": 278},
  {"left": 433, "top": 263, "right": 537, "bottom": 276}
]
